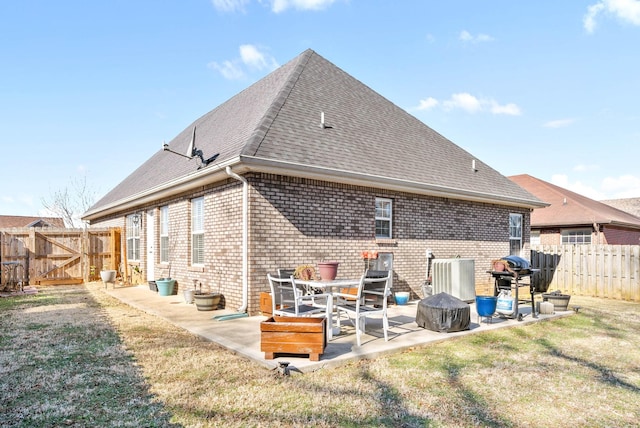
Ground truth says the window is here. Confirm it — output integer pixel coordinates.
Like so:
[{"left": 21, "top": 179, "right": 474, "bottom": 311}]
[
  {"left": 509, "top": 213, "right": 522, "bottom": 256},
  {"left": 191, "top": 197, "right": 204, "bottom": 265},
  {"left": 375, "top": 198, "right": 392, "bottom": 239},
  {"left": 530, "top": 230, "right": 540, "bottom": 246},
  {"left": 160, "top": 206, "right": 169, "bottom": 263},
  {"left": 561, "top": 229, "right": 592, "bottom": 244},
  {"left": 126, "top": 214, "right": 141, "bottom": 261}
]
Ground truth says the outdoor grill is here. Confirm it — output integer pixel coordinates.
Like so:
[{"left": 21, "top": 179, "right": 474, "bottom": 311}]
[{"left": 488, "top": 256, "right": 540, "bottom": 319}]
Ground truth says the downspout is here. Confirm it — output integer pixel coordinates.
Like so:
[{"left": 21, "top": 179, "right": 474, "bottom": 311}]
[{"left": 226, "top": 166, "right": 249, "bottom": 313}]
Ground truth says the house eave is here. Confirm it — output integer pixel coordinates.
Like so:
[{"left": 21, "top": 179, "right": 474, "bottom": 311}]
[
  {"left": 82, "top": 157, "right": 243, "bottom": 222},
  {"left": 237, "top": 156, "right": 547, "bottom": 209},
  {"left": 83, "top": 155, "right": 546, "bottom": 222}
]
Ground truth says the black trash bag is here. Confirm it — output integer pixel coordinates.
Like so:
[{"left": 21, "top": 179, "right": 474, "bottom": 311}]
[{"left": 416, "top": 292, "right": 470, "bottom": 332}]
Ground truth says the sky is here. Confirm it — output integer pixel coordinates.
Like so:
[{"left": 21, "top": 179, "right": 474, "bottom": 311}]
[{"left": 2, "top": 0, "right": 640, "bottom": 219}]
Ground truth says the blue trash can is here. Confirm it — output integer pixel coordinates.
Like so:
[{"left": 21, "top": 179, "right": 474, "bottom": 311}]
[{"left": 476, "top": 296, "right": 497, "bottom": 322}]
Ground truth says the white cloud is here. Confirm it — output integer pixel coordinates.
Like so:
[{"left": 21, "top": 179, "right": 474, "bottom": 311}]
[
  {"left": 444, "top": 92, "right": 483, "bottom": 113},
  {"left": 418, "top": 92, "right": 521, "bottom": 116},
  {"left": 239, "top": 44, "right": 279, "bottom": 70},
  {"left": 459, "top": 30, "right": 494, "bottom": 43},
  {"left": 490, "top": 101, "right": 521, "bottom": 116},
  {"left": 208, "top": 45, "right": 279, "bottom": 80},
  {"left": 211, "top": 0, "right": 250, "bottom": 12},
  {"left": 551, "top": 174, "right": 607, "bottom": 200},
  {"left": 417, "top": 97, "right": 439, "bottom": 111},
  {"left": 601, "top": 174, "right": 640, "bottom": 197},
  {"left": 584, "top": 0, "right": 640, "bottom": 33},
  {"left": 271, "top": 0, "right": 338, "bottom": 13},
  {"left": 551, "top": 173, "right": 640, "bottom": 199},
  {"left": 543, "top": 118, "right": 576, "bottom": 128},
  {"left": 208, "top": 59, "right": 245, "bottom": 80}
]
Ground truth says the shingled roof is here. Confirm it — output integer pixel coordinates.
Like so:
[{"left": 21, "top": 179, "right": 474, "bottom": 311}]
[
  {"left": 84, "top": 49, "right": 544, "bottom": 221},
  {"left": 509, "top": 174, "right": 640, "bottom": 230},
  {"left": 0, "top": 215, "right": 65, "bottom": 228}
]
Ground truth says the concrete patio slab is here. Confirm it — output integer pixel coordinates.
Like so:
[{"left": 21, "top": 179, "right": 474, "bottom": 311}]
[{"left": 103, "top": 284, "right": 572, "bottom": 373}]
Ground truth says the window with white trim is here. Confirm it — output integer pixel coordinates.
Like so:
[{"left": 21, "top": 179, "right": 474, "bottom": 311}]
[
  {"left": 530, "top": 230, "right": 540, "bottom": 246},
  {"left": 160, "top": 205, "right": 169, "bottom": 263},
  {"left": 191, "top": 197, "right": 204, "bottom": 265},
  {"left": 375, "top": 198, "right": 392, "bottom": 239},
  {"left": 509, "top": 213, "right": 522, "bottom": 256},
  {"left": 561, "top": 229, "right": 591, "bottom": 244},
  {"left": 126, "top": 215, "right": 141, "bottom": 261}
]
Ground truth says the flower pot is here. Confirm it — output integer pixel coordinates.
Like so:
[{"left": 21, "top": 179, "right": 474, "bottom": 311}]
[
  {"left": 261, "top": 316, "right": 326, "bottom": 361},
  {"left": 183, "top": 289, "right": 195, "bottom": 304},
  {"left": 156, "top": 279, "right": 176, "bottom": 296},
  {"left": 475, "top": 296, "right": 498, "bottom": 317},
  {"left": 100, "top": 270, "right": 117, "bottom": 287},
  {"left": 318, "top": 261, "right": 339, "bottom": 281},
  {"left": 193, "top": 293, "right": 221, "bottom": 311},
  {"left": 542, "top": 292, "right": 571, "bottom": 311},
  {"left": 395, "top": 292, "right": 410, "bottom": 305}
]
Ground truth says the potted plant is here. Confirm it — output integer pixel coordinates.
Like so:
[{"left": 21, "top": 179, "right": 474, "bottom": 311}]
[
  {"left": 193, "top": 281, "right": 221, "bottom": 311},
  {"left": 317, "top": 261, "right": 339, "bottom": 281}
]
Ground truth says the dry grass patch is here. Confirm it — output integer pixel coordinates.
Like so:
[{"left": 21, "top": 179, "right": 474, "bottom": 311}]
[{"left": 2, "top": 284, "right": 639, "bottom": 427}]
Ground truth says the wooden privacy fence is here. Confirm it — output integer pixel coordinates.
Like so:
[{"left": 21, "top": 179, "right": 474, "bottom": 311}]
[
  {"left": 531, "top": 244, "right": 640, "bottom": 301},
  {"left": 0, "top": 227, "right": 121, "bottom": 286}
]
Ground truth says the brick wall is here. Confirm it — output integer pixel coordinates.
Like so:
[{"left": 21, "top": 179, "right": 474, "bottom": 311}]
[{"left": 92, "top": 173, "right": 530, "bottom": 313}]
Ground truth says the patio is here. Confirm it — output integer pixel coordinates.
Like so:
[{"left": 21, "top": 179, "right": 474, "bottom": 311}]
[{"left": 103, "top": 284, "right": 572, "bottom": 373}]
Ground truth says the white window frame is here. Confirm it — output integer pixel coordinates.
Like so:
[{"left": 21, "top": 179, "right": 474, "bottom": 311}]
[
  {"left": 126, "top": 214, "right": 141, "bottom": 261},
  {"left": 191, "top": 197, "right": 205, "bottom": 266},
  {"left": 509, "top": 213, "right": 523, "bottom": 256},
  {"left": 561, "top": 228, "right": 592, "bottom": 245},
  {"left": 530, "top": 230, "right": 541, "bottom": 246},
  {"left": 160, "top": 205, "right": 169, "bottom": 263},
  {"left": 375, "top": 197, "right": 393, "bottom": 239}
]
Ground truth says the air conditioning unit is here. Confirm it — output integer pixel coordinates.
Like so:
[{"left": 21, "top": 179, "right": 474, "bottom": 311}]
[{"left": 431, "top": 258, "right": 476, "bottom": 302}]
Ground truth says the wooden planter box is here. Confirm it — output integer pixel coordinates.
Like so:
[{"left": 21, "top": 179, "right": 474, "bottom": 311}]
[{"left": 260, "top": 316, "right": 326, "bottom": 361}]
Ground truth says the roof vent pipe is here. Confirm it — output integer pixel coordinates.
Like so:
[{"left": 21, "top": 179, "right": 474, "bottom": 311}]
[{"left": 225, "top": 166, "right": 249, "bottom": 313}]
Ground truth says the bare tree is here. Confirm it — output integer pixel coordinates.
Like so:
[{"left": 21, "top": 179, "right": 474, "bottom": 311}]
[{"left": 42, "top": 175, "right": 97, "bottom": 228}]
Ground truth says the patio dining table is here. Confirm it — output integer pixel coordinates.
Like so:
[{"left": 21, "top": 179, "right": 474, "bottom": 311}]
[{"left": 295, "top": 278, "right": 360, "bottom": 340}]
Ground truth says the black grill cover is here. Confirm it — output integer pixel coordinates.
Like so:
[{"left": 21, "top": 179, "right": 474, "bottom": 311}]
[{"left": 416, "top": 292, "right": 470, "bottom": 332}]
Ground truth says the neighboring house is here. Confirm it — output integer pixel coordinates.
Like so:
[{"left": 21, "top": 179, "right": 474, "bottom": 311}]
[
  {"left": 83, "top": 49, "right": 545, "bottom": 314},
  {"left": 509, "top": 174, "right": 640, "bottom": 245},
  {"left": 601, "top": 197, "right": 640, "bottom": 218},
  {"left": 0, "top": 215, "right": 65, "bottom": 228}
]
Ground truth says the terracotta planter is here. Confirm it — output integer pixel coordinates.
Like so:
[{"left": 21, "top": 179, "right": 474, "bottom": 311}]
[
  {"left": 260, "top": 316, "right": 326, "bottom": 361},
  {"left": 193, "top": 293, "right": 221, "bottom": 311},
  {"left": 318, "top": 261, "right": 339, "bottom": 281}
]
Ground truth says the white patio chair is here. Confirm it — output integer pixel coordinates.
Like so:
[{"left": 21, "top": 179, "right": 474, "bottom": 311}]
[
  {"left": 334, "top": 270, "right": 392, "bottom": 346},
  {"left": 267, "top": 274, "right": 327, "bottom": 317}
]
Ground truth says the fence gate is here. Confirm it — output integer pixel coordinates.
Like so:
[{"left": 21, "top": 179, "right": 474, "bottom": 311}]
[{"left": 0, "top": 228, "right": 120, "bottom": 286}]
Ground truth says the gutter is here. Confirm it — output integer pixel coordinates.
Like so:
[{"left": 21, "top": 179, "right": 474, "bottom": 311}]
[{"left": 225, "top": 166, "right": 249, "bottom": 313}]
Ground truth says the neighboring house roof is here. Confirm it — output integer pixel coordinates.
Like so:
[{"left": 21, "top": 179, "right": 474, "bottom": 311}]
[
  {"left": 0, "top": 215, "right": 65, "bottom": 228},
  {"left": 84, "top": 49, "right": 544, "bottom": 221},
  {"left": 508, "top": 174, "right": 640, "bottom": 230},
  {"left": 601, "top": 197, "right": 640, "bottom": 218}
]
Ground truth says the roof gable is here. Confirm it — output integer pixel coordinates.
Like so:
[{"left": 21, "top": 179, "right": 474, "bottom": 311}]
[
  {"left": 509, "top": 174, "right": 640, "bottom": 229},
  {"left": 86, "top": 50, "right": 543, "bottom": 219},
  {"left": 0, "top": 215, "right": 65, "bottom": 228}
]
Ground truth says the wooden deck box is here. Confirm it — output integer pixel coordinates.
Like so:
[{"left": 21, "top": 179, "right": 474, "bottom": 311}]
[{"left": 260, "top": 316, "right": 326, "bottom": 361}]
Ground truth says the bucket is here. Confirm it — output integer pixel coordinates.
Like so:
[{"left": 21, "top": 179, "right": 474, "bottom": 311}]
[
  {"left": 395, "top": 292, "right": 410, "bottom": 305},
  {"left": 475, "top": 296, "right": 497, "bottom": 317}
]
